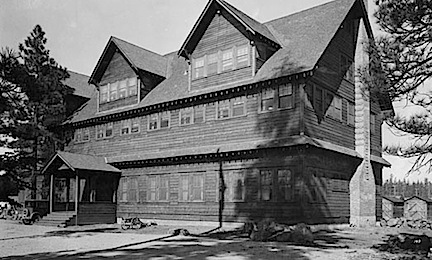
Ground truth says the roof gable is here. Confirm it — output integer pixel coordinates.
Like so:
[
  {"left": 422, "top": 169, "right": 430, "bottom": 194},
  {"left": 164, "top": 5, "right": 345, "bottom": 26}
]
[
  {"left": 89, "top": 36, "right": 167, "bottom": 85},
  {"left": 178, "top": 0, "right": 279, "bottom": 58}
]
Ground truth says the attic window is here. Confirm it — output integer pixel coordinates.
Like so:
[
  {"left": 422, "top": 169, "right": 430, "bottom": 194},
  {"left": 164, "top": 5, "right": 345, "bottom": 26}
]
[
  {"left": 194, "top": 58, "right": 205, "bottom": 79},
  {"left": 99, "top": 77, "right": 139, "bottom": 104},
  {"left": 222, "top": 49, "right": 233, "bottom": 71}
]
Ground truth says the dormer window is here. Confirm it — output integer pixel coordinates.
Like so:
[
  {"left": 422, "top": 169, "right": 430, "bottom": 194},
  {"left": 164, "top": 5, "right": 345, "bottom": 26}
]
[
  {"left": 207, "top": 53, "right": 218, "bottom": 76},
  {"left": 194, "top": 58, "right": 205, "bottom": 79},
  {"left": 222, "top": 49, "right": 233, "bottom": 71},
  {"left": 99, "top": 77, "right": 139, "bottom": 104},
  {"left": 236, "top": 45, "right": 249, "bottom": 68}
]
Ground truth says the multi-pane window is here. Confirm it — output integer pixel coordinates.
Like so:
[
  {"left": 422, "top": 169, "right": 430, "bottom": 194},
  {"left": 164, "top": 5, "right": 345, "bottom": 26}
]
[
  {"left": 131, "top": 119, "right": 140, "bottom": 133},
  {"left": 207, "top": 53, "right": 218, "bottom": 76},
  {"left": 128, "top": 77, "right": 138, "bottom": 96},
  {"left": 191, "top": 174, "right": 204, "bottom": 201},
  {"left": 149, "top": 114, "right": 158, "bottom": 130},
  {"left": 100, "top": 85, "right": 109, "bottom": 103},
  {"left": 96, "top": 123, "right": 113, "bottom": 139},
  {"left": 260, "top": 170, "right": 273, "bottom": 201},
  {"left": 148, "top": 176, "right": 157, "bottom": 201},
  {"left": 217, "top": 97, "right": 246, "bottom": 119},
  {"left": 326, "top": 93, "right": 342, "bottom": 120},
  {"left": 121, "top": 120, "right": 130, "bottom": 135},
  {"left": 347, "top": 102, "right": 355, "bottom": 126},
  {"left": 75, "top": 128, "right": 90, "bottom": 143},
  {"left": 236, "top": 45, "right": 249, "bottom": 68},
  {"left": 159, "top": 175, "right": 169, "bottom": 201},
  {"left": 128, "top": 177, "right": 138, "bottom": 202},
  {"left": 260, "top": 88, "right": 275, "bottom": 112},
  {"left": 118, "top": 79, "right": 127, "bottom": 99},
  {"left": 371, "top": 113, "right": 376, "bottom": 134},
  {"left": 180, "top": 108, "right": 193, "bottom": 125},
  {"left": 278, "top": 170, "right": 293, "bottom": 201},
  {"left": 222, "top": 49, "right": 233, "bottom": 71},
  {"left": 278, "top": 83, "right": 294, "bottom": 109},
  {"left": 179, "top": 175, "right": 189, "bottom": 201},
  {"left": 230, "top": 172, "right": 244, "bottom": 201},
  {"left": 100, "top": 77, "right": 138, "bottom": 104},
  {"left": 119, "top": 178, "right": 128, "bottom": 202},
  {"left": 109, "top": 82, "right": 118, "bottom": 101},
  {"left": 160, "top": 112, "right": 170, "bottom": 129},
  {"left": 194, "top": 57, "right": 205, "bottom": 79}
]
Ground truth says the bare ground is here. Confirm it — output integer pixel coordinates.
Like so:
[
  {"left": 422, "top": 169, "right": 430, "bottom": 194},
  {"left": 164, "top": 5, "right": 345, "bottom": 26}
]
[{"left": 1, "top": 219, "right": 431, "bottom": 259}]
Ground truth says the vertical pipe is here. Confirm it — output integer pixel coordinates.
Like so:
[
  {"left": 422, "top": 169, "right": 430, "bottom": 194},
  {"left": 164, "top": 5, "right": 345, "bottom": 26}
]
[
  {"left": 75, "top": 174, "right": 79, "bottom": 226},
  {"left": 50, "top": 174, "right": 54, "bottom": 213}
]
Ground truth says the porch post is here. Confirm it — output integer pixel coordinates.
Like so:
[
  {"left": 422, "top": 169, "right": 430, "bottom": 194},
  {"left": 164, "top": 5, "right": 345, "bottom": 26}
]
[
  {"left": 75, "top": 174, "right": 79, "bottom": 226},
  {"left": 49, "top": 174, "right": 54, "bottom": 213}
]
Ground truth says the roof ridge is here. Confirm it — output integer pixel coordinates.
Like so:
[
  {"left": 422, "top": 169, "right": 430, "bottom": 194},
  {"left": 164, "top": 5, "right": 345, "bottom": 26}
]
[
  {"left": 264, "top": 0, "right": 346, "bottom": 25},
  {"left": 111, "top": 36, "right": 165, "bottom": 59},
  {"left": 218, "top": 0, "right": 262, "bottom": 25}
]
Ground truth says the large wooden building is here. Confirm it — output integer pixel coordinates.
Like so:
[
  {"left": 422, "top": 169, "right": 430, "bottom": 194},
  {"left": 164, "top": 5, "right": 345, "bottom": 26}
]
[{"left": 42, "top": 0, "right": 393, "bottom": 226}]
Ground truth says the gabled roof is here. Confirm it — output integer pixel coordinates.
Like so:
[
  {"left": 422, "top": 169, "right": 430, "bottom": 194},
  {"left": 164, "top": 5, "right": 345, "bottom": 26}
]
[
  {"left": 382, "top": 195, "right": 404, "bottom": 203},
  {"left": 405, "top": 195, "right": 432, "bottom": 203},
  {"left": 67, "top": 0, "right": 388, "bottom": 125},
  {"left": 89, "top": 36, "right": 167, "bottom": 85},
  {"left": 64, "top": 71, "right": 95, "bottom": 99},
  {"left": 42, "top": 151, "right": 120, "bottom": 174},
  {"left": 178, "top": 0, "right": 279, "bottom": 58}
]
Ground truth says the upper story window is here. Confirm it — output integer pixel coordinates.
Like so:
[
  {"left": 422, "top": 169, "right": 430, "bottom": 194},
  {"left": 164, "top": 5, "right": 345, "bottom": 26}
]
[
  {"left": 96, "top": 123, "right": 113, "bottom": 139},
  {"left": 99, "top": 77, "right": 138, "bottom": 104},
  {"left": 74, "top": 128, "right": 90, "bottom": 143},
  {"left": 260, "top": 84, "right": 294, "bottom": 112},
  {"left": 347, "top": 101, "right": 355, "bottom": 126},
  {"left": 325, "top": 92, "right": 342, "bottom": 121},
  {"left": 216, "top": 96, "right": 246, "bottom": 119},
  {"left": 148, "top": 112, "right": 171, "bottom": 131},
  {"left": 192, "top": 43, "right": 250, "bottom": 80},
  {"left": 180, "top": 105, "right": 206, "bottom": 126},
  {"left": 121, "top": 118, "right": 140, "bottom": 135}
]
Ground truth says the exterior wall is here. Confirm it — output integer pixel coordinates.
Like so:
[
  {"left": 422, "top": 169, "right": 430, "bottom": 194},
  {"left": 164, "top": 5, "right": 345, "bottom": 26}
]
[
  {"left": 66, "top": 82, "right": 302, "bottom": 161},
  {"left": 404, "top": 198, "right": 427, "bottom": 220},
  {"left": 382, "top": 199, "right": 393, "bottom": 219},
  {"left": 191, "top": 13, "right": 253, "bottom": 91},
  {"left": 115, "top": 147, "right": 360, "bottom": 224}
]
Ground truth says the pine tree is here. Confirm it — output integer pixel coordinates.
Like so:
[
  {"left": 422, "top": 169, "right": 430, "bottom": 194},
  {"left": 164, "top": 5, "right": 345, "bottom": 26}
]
[
  {"left": 0, "top": 25, "right": 72, "bottom": 193},
  {"left": 369, "top": 0, "right": 432, "bottom": 173}
]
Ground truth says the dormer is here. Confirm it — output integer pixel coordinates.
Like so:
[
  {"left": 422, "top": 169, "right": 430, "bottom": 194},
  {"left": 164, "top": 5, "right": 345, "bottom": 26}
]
[
  {"left": 89, "top": 37, "right": 167, "bottom": 113},
  {"left": 178, "top": 0, "right": 280, "bottom": 92}
]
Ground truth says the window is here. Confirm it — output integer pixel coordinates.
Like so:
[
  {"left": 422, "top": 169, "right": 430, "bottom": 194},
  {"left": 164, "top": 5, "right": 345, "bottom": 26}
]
[
  {"left": 207, "top": 53, "right": 218, "bottom": 76},
  {"left": 217, "top": 100, "right": 230, "bottom": 119},
  {"left": 128, "top": 77, "right": 138, "bottom": 96},
  {"left": 341, "top": 54, "right": 354, "bottom": 82},
  {"left": 314, "top": 86, "right": 324, "bottom": 116},
  {"left": 109, "top": 82, "right": 118, "bottom": 101},
  {"left": 96, "top": 123, "right": 113, "bottom": 139},
  {"left": 148, "top": 114, "right": 158, "bottom": 130},
  {"left": 222, "top": 49, "right": 233, "bottom": 71},
  {"left": 179, "top": 175, "right": 189, "bottom": 201},
  {"left": 236, "top": 45, "right": 249, "bottom": 68},
  {"left": 121, "top": 120, "right": 131, "bottom": 135},
  {"left": 100, "top": 85, "right": 109, "bottom": 103},
  {"left": 371, "top": 113, "right": 376, "bottom": 134},
  {"left": 128, "top": 177, "right": 137, "bottom": 202},
  {"left": 194, "top": 57, "right": 204, "bottom": 79},
  {"left": 230, "top": 172, "right": 244, "bottom": 201},
  {"left": 119, "top": 178, "right": 128, "bottom": 202},
  {"left": 194, "top": 105, "right": 205, "bottom": 123},
  {"left": 278, "top": 170, "right": 293, "bottom": 201},
  {"left": 82, "top": 128, "right": 90, "bottom": 142},
  {"left": 260, "top": 170, "right": 273, "bottom": 201},
  {"left": 217, "top": 97, "right": 246, "bottom": 119},
  {"left": 278, "top": 83, "right": 293, "bottom": 109},
  {"left": 118, "top": 79, "right": 127, "bottom": 99},
  {"left": 159, "top": 175, "right": 169, "bottom": 201},
  {"left": 191, "top": 174, "right": 204, "bottom": 201},
  {"left": 160, "top": 112, "right": 170, "bottom": 129},
  {"left": 260, "top": 88, "right": 275, "bottom": 112},
  {"left": 131, "top": 119, "right": 140, "bottom": 133},
  {"left": 180, "top": 108, "right": 193, "bottom": 125},
  {"left": 148, "top": 176, "right": 157, "bottom": 201},
  {"left": 325, "top": 93, "right": 342, "bottom": 120},
  {"left": 347, "top": 102, "right": 355, "bottom": 126}
]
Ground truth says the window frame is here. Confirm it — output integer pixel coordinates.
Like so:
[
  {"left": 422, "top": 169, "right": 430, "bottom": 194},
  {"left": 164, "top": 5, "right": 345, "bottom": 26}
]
[
  {"left": 259, "top": 170, "right": 273, "bottom": 201},
  {"left": 193, "top": 57, "right": 205, "bottom": 79},
  {"left": 277, "top": 169, "right": 294, "bottom": 202},
  {"left": 277, "top": 83, "right": 294, "bottom": 110},
  {"left": 100, "top": 84, "right": 109, "bottom": 103},
  {"left": 236, "top": 44, "right": 250, "bottom": 68},
  {"left": 221, "top": 48, "right": 234, "bottom": 72},
  {"left": 96, "top": 123, "right": 114, "bottom": 139}
]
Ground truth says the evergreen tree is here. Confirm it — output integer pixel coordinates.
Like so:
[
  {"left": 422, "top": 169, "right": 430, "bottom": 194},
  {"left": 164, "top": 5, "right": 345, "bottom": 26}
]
[
  {"left": 0, "top": 25, "right": 72, "bottom": 193},
  {"left": 370, "top": 0, "right": 432, "bottom": 173}
]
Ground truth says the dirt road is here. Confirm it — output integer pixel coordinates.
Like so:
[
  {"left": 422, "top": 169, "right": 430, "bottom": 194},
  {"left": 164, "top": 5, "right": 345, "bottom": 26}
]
[{"left": 0, "top": 220, "right": 428, "bottom": 259}]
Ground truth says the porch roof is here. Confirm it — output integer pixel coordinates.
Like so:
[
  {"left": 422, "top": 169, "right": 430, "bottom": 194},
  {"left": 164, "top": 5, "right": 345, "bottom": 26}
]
[{"left": 42, "top": 151, "right": 121, "bottom": 174}]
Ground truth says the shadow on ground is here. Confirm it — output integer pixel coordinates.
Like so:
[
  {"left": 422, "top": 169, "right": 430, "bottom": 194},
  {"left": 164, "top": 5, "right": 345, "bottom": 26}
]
[{"left": 1, "top": 226, "right": 361, "bottom": 260}]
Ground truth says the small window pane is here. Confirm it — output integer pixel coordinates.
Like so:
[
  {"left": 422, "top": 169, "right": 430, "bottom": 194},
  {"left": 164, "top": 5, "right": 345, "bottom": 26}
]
[
  {"left": 109, "top": 82, "right": 118, "bottom": 101},
  {"left": 128, "top": 77, "right": 138, "bottom": 96},
  {"left": 217, "top": 100, "right": 230, "bottom": 119},
  {"left": 180, "top": 108, "right": 193, "bottom": 125},
  {"left": 160, "top": 112, "right": 170, "bottom": 128},
  {"left": 207, "top": 53, "right": 218, "bottom": 76},
  {"left": 119, "top": 79, "right": 127, "bottom": 99},
  {"left": 194, "top": 106, "right": 205, "bottom": 123},
  {"left": 194, "top": 58, "right": 204, "bottom": 79},
  {"left": 222, "top": 49, "right": 233, "bottom": 71},
  {"left": 100, "top": 85, "right": 109, "bottom": 103},
  {"left": 236, "top": 45, "right": 249, "bottom": 68},
  {"left": 149, "top": 114, "right": 158, "bottom": 130}
]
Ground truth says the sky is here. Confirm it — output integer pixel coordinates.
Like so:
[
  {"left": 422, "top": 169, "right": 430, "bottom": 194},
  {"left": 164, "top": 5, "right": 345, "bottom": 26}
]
[{"left": 0, "top": 0, "right": 427, "bottom": 182}]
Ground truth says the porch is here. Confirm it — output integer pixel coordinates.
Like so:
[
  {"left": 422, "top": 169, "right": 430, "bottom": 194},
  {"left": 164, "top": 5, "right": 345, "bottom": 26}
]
[{"left": 42, "top": 151, "right": 121, "bottom": 226}]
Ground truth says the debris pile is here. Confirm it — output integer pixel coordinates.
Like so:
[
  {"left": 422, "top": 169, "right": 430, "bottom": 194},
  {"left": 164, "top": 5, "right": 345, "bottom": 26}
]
[
  {"left": 380, "top": 217, "right": 432, "bottom": 230},
  {"left": 374, "top": 233, "right": 432, "bottom": 259},
  {"left": 245, "top": 220, "right": 314, "bottom": 244}
]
